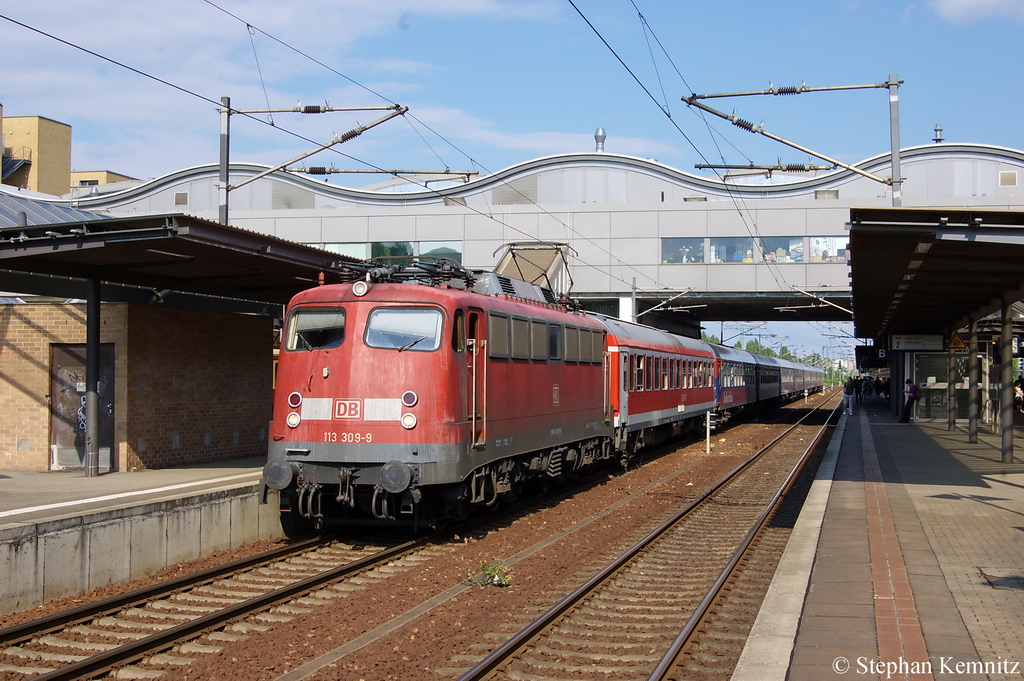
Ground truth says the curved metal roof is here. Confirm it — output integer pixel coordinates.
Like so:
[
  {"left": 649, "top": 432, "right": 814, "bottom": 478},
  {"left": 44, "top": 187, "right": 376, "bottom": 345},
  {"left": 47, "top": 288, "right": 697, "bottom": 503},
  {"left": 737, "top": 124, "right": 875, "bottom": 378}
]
[{"left": 49, "top": 142, "right": 1024, "bottom": 211}]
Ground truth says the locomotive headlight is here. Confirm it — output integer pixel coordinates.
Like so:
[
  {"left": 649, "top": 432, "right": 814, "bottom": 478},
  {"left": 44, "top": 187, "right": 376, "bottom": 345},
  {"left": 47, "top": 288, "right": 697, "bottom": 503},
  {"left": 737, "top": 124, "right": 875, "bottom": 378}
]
[
  {"left": 287, "top": 392, "right": 303, "bottom": 409},
  {"left": 401, "top": 390, "right": 418, "bottom": 407},
  {"left": 352, "top": 280, "right": 370, "bottom": 297},
  {"left": 286, "top": 412, "right": 302, "bottom": 428},
  {"left": 400, "top": 413, "right": 417, "bottom": 429}
]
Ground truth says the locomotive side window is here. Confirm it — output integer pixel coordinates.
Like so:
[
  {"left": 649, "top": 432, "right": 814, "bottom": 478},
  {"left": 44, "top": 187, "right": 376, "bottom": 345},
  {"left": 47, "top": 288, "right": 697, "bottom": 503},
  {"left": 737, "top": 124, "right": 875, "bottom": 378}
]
[
  {"left": 452, "top": 309, "right": 465, "bottom": 352},
  {"left": 365, "top": 308, "right": 443, "bottom": 352},
  {"left": 488, "top": 313, "right": 510, "bottom": 358},
  {"left": 285, "top": 308, "right": 346, "bottom": 351},
  {"left": 531, "top": 320, "right": 547, "bottom": 360},
  {"left": 564, "top": 326, "right": 579, "bottom": 362},
  {"left": 511, "top": 316, "right": 530, "bottom": 360},
  {"left": 547, "top": 324, "right": 562, "bottom": 360}
]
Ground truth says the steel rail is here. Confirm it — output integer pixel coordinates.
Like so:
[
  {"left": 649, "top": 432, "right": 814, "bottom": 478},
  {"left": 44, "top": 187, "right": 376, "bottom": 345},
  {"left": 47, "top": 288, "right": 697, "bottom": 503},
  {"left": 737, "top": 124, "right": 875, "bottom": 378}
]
[
  {"left": 457, "top": 396, "right": 838, "bottom": 681},
  {"left": 647, "top": 399, "right": 842, "bottom": 680},
  {"left": 0, "top": 534, "right": 329, "bottom": 648},
  {"left": 29, "top": 533, "right": 438, "bottom": 681}
]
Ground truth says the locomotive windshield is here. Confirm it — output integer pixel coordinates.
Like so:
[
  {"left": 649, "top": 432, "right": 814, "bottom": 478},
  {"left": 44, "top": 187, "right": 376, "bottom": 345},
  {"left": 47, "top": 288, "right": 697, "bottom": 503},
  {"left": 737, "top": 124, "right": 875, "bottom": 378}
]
[
  {"left": 365, "top": 308, "right": 443, "bottom": 352},
  {"left": 285, "top": 308, "right": 346, "bottom": 351}
]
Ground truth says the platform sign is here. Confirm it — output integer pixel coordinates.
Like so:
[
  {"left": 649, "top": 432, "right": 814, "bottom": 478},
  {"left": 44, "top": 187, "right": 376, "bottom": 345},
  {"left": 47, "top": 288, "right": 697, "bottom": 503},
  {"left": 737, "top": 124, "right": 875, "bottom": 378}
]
[{"left": 891, "top": 334, "right": 944, "bottom": 351}]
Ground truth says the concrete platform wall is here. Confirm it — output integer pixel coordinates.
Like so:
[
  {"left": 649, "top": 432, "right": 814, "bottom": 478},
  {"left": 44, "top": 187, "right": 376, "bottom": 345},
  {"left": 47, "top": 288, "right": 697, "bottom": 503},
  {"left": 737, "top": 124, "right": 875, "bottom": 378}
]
[{"left": 0, "top": 485, "right": 283, "bottom": 616}]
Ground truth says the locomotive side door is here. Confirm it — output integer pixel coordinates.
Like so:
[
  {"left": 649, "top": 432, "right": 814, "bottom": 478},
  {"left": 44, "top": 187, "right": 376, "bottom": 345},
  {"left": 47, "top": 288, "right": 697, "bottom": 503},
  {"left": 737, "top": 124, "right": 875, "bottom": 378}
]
[{"left": 466, "top": 308, "right": 487, "bottom": 447}]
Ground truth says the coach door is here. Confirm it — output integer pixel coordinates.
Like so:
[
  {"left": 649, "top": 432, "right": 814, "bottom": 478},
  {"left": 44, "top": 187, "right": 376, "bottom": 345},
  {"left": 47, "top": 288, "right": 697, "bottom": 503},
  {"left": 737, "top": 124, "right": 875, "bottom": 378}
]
[
  {"left": 50, "top": 344, "right": 115, "bottom": 471},
  {"left": 467, "top": 308, "right": 487, "bottom": 447}
]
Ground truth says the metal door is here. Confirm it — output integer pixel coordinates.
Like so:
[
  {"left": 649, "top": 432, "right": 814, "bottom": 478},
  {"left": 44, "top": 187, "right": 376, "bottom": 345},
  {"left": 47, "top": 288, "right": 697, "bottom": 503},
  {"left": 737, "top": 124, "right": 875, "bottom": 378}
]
[{"left": 50, "top": 344, "right": 115, "bottom": 470}]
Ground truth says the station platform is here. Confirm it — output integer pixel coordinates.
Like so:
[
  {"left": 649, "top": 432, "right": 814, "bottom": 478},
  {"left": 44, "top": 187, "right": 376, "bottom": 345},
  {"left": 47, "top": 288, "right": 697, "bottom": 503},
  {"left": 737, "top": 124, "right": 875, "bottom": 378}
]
[
  {"left": 0, "top": 456, "right": 265, "bottom": 526},
  {"left": 734, "top": 397, "right": 1024, "bottom": 680},
  {"left": 0, "top": 456, "right": 278, "bottom": 617}
]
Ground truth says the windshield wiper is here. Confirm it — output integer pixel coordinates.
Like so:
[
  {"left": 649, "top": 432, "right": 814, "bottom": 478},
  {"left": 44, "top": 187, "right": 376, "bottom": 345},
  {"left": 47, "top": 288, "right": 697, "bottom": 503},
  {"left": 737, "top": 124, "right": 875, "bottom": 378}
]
[
  {"left": 296, "top": 331, "right": 314, "bottom": 351},
  {"left": 398, "top": 336, "right": 428, "bottom": 352}
]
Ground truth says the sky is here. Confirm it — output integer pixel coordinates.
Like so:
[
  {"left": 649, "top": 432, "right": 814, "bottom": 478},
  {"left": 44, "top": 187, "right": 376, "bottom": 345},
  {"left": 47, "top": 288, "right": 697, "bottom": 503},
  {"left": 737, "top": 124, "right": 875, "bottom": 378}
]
[{"left": 3, "top": 0, "right": 1023, "bottom": 360}]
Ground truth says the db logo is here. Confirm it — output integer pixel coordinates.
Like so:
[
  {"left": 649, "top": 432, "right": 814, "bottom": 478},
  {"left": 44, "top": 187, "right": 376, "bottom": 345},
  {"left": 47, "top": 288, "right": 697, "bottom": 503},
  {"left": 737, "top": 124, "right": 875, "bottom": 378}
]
[{"left": 334, "top": 399, "right": 362, "bottom": 419}]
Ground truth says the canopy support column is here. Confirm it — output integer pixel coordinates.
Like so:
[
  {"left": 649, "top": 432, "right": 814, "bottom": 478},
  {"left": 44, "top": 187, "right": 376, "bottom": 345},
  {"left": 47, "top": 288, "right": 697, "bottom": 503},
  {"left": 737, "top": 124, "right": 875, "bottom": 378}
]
[
  {"left": 947, "top": 344, "right": 956, "bottom": 431},
  {"left": 85, "top": 275, "right": 101, "bottom": 477},
  {"left": 1001, "top": 304, "right": 1014, "bottom": 464},
  {"left": 969, "top": 321, "right": 979, "bottom": 443}
]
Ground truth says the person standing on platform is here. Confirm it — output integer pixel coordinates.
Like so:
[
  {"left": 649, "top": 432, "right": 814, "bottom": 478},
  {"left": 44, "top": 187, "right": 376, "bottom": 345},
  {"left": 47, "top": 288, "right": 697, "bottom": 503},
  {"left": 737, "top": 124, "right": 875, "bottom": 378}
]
[
  {"left": 843, "top": 377, "right": 856, "bottom": 415},
  {"left": 899, "top": 378, "right": 920, "bottom": 423}
]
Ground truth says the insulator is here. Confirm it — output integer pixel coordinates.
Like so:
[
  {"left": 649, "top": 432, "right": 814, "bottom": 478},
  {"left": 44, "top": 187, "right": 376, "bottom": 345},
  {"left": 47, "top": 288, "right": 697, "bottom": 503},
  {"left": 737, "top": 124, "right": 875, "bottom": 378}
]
[
  {"left": 303, "top": 105, "right": 323, "bottom": 114},
  {"left": 307, "top": 167, "right": 328, "bottom": 175},
  {"left": 339, "top": 128, "right": 360, "bottom": 142},
  {"left": 732, "top": 117, "right": 756, "bottom": 132},
  {"left": 786, "top": 164, "right": 806, "bottom": 172},
  {"left": 775, "top": 86, "right": 800, "bottom": 95}
]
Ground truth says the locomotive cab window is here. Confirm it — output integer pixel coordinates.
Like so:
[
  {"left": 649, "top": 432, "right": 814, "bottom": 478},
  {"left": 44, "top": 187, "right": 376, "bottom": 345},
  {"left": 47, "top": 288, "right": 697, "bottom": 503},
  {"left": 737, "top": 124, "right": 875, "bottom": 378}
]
[
  {"left": 365, "top": 308, "right": 443, "bottom": 352},
  {"left": 285, "top": 308, "right": 346, "bottom": 351}
]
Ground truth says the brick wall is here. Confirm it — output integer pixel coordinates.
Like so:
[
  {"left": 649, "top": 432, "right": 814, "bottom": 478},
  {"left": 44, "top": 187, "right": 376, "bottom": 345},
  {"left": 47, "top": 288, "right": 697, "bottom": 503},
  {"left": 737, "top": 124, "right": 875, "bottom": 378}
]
[
  {"left": 124, "top": 305, "right": 272, "bottom": 470},
  {"left": 0, "top": 303, "right": 272, "bottom": 471}
]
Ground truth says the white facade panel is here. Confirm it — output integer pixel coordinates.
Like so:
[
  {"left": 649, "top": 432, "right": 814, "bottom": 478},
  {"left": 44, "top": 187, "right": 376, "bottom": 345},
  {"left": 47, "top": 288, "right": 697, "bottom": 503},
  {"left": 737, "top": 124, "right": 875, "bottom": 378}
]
[{"left": 611, "top": 209, "right": 658, "bottom": 238}]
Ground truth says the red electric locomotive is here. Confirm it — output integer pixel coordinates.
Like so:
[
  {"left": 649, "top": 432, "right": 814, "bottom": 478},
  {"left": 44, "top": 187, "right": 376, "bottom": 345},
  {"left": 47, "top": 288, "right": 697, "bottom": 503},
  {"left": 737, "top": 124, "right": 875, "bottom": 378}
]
[{"left": 261, "top": 262, "right": 615, "bottom": 529}]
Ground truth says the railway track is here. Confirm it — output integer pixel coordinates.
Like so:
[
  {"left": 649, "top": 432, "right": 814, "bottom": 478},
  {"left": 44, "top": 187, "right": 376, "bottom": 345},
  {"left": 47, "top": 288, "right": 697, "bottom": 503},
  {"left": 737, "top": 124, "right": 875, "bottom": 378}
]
[
  {"left": 0, "top": 532, "right": 445, "bottom": 680},
  {"left": 456, "top": 394, "right": 840, "bottom": 681}
]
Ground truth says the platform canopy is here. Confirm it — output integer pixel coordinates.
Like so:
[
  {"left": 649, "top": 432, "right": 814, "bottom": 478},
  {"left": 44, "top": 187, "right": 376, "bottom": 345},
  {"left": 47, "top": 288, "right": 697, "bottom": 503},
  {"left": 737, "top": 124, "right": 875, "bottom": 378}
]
[
  {"left": 0, "top": 213, "right": 360, "bottom": 315},
  {"left": 849, "top": 207, "right": 1024, "bottom": 340}
]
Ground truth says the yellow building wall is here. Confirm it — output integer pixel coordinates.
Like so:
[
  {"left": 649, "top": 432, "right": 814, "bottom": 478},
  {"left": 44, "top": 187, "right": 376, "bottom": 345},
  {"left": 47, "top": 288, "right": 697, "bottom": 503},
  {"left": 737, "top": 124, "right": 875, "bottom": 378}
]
[
  {"left": 71, "top": 170, "right": 137, "bottom": 186},
  {"left": 3, "top": 116, "right": 72, "bottom": 196}
]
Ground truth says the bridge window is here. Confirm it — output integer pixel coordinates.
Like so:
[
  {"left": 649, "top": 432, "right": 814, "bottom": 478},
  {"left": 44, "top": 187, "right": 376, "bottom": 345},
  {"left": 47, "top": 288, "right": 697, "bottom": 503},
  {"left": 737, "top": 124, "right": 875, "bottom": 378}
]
[
  {"left": 760, "top": 237, "right": 804, "bottom": 263},
  {"left": 661, "top": 237, "right": 704, "bottom": 263},
  {"left": 420, "top": 240, "right": 463, "bottom": 264},
  {"left": 371, "top": 241, "right": 414, "bottom": 266},
  {"left": 323, "top": 243, "right": 368, "bottom": 259},
  {"left": 709, "top": 237, "right": 754, "bottom": 263},
  {"left": 809, "top": 236, "right": 849, "bottom": 263}
]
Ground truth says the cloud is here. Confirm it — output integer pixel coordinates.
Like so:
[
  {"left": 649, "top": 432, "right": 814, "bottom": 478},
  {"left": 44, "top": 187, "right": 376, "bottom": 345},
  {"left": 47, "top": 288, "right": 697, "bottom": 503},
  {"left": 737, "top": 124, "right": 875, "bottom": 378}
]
[{"left": 930, "top": 0, "right": 1024, "bottom": 23}]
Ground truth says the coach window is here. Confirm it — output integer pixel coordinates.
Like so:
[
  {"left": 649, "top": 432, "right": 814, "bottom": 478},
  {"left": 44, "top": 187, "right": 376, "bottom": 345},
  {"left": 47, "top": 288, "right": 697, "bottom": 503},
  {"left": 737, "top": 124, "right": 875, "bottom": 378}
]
[
  {"left": 547, "top": 324, "right": 563, "bottom": 360},
  {"left": 662, "top": 358, "right": 670, "bottom": 390},
  {"left": 286, "top": 307, "right": 346, "bottom": 351},
  {"left": 635, "top": 355, "right": 644, "bottom": 391},
  {"left": 645, "top": 355, "right": 653, "bottom": 391},
  {"left": 365, "top": 308, "right": 442, "bottom": 351},
  {"left": 622, "top": 352, "right": 630, "bottom": 392},
  {"left": 654, "top": 357, "right": 661, "bottom": 390}
]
